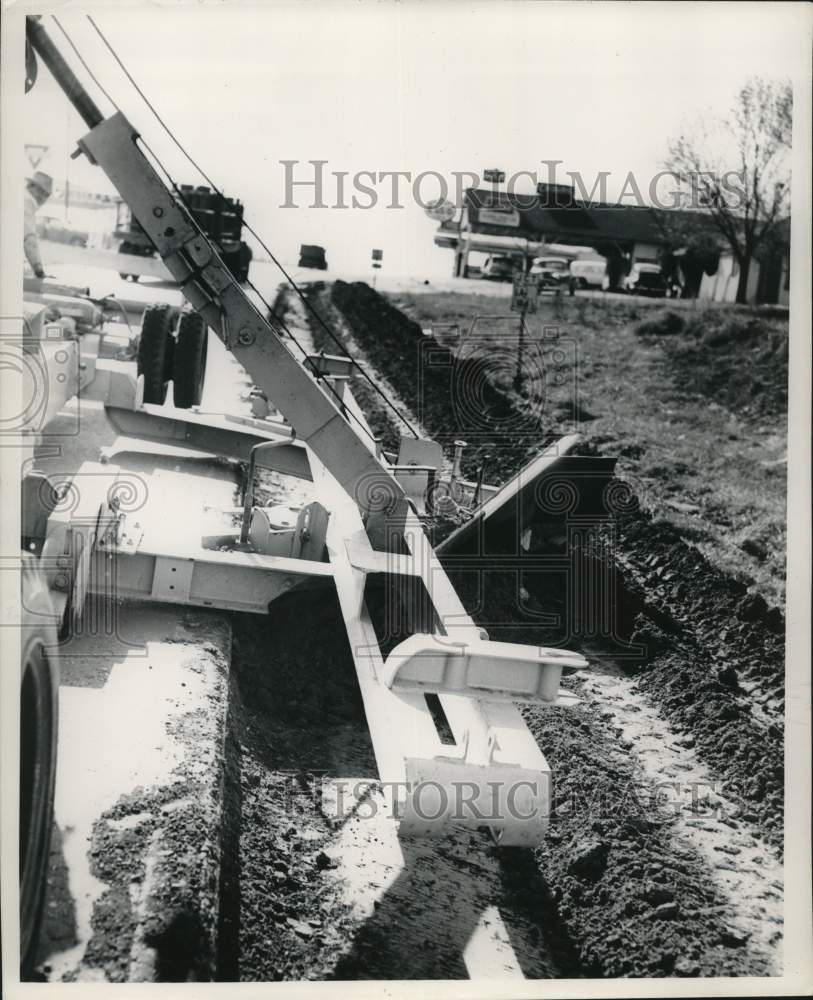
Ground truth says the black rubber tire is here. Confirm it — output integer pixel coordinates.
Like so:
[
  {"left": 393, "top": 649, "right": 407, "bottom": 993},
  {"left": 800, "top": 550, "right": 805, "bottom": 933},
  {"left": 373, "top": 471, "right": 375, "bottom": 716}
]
[
  {"left": 172, "top": 311, "right": 208, "bottom": 409},
  {"left": 163, "top": 330, "right": 177, "bottom": 385},
  {"left": 20, "top": 562, "right": 59, "bottom": 980},
  {"left": 137, "top": 304, "right": 175, "bottom": 404}
]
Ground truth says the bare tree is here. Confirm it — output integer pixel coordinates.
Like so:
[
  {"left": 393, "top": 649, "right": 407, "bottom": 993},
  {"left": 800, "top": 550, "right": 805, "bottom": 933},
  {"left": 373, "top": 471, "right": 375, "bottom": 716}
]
[{"left": 665, "top": 77, "right": 792, "bottom": 303}]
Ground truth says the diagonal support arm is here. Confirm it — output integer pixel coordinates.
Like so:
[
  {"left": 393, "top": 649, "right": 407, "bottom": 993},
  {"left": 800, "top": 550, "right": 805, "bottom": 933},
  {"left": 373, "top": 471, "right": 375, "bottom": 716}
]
[{"left": 76, "top": 113, "right": 406, "bottom": 545}]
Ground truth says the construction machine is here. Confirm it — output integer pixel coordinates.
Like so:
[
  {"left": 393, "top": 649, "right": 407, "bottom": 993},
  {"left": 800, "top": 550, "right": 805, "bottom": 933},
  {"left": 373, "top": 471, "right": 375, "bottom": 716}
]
[
  {"left": 18, "top": 14, "right": 616, "bottom": 974},
  {"left": 298, "top": 244, "right": 328, "bottom": 270},
  {"left": 115, "top": 186, "right": 253, "bottom": 284}
]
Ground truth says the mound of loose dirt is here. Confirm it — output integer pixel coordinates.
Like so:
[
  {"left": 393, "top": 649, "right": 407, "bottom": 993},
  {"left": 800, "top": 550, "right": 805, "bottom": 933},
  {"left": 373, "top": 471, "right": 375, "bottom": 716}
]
[
  {"left": 635, "top": 309, "right": 789, "bottom": 418},
  {"left": 634, "top": 310, "right": 686, "bottom": 337},
  {"left": 447, "top": 567, "right": 777, "bottom": 977},
  {"left": 330, "top": 280, "right": 559, "bottom": 481},
  {"left": 228, "top": 588, "right": 377, "bottom": 982},
  {"left": 613, "top": 506, "right": 784, "bottom": 845}
]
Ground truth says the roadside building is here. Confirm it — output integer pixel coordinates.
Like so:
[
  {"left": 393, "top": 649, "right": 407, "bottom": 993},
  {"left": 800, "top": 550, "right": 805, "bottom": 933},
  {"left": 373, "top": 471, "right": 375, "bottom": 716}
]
[
  {"left": 698, "top": 219, "right": 790, "bottom": 307},
  {"left": 441, "top": 185, "right": 686, "bottom": 285},
  {"left": 436, "top": 185, "right": 790, "bottom": 305}
]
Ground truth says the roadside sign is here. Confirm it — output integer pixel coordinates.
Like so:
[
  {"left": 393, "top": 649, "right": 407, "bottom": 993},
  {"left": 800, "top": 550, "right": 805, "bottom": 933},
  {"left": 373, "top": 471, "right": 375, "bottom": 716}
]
[
  {"left": 511, "top": 272, "right": 539, "bottom": 315},
  {"left": 25, "top": 144, "right": 49, "bottom": 170}
]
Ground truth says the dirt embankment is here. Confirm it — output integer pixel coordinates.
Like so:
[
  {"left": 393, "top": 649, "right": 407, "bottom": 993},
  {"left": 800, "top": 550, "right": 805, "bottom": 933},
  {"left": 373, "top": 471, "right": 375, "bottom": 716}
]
[
  {"left": 634, "top": 309, "right": 789, "bottom": 419},
  {"left": 47, "top": 611, "right": 232, "bottom": 984},
  {"left": 225, "top": 588, "right": 376, "bottom": 982},
  {"left": 241, "top": 281, "right": 787, "bottom": 980},
  {"left": 394, "top": 292, "right": 788, "bottom": 608},
  {"left": 327, "top": 280, "right": 562, "bottom": 481}
]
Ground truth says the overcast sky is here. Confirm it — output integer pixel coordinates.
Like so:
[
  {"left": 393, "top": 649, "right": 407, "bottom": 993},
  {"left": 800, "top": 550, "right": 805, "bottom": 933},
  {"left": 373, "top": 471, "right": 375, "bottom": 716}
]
[{"left": 23, "top": 2, "right": 808, "bottom": 278}]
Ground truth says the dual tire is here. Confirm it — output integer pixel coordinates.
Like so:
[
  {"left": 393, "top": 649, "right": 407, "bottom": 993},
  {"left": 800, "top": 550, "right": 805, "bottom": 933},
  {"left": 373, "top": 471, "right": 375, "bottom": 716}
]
[{"left": 136, "top": 305, "right": 208, "bottom": 408}]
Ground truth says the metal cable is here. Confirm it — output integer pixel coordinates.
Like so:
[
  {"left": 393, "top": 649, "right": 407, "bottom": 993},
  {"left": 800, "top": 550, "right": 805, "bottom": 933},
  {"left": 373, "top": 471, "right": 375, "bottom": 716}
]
[
  {"left": 52, "top": 15, "right": 120, "bottom": 113},
  {"left": 85, "top": 13, "right": 420, "bottom": 437}
]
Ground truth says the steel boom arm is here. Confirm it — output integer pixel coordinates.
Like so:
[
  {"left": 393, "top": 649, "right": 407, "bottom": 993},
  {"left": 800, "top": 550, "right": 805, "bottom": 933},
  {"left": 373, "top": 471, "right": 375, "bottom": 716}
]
[{"left": 26, "top": 18, "right": 406, "bottom": 546}]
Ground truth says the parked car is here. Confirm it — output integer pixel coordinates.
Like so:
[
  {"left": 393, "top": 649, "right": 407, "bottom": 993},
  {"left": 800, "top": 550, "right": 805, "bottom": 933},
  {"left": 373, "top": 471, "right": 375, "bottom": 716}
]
[
  {"left": 530, "top": 256, "right": 576, "bottom": 295},
  {"left": 482, "top": 255, "right": 518, "bottom": 282},
  {"left": 570, "top": 258, "right": 606, "bottom": 289},
  {"left": 622, "top": 263, "right": 668, "bottom": 297},
  {"left": 36, "top": 216, "right": 88, "bottom": 247}
]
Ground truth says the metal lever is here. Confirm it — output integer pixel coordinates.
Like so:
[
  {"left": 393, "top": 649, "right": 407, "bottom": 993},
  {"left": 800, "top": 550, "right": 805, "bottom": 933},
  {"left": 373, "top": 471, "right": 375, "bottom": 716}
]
[{"left": 240, "top": 438, "right": 295, "bottom": 544}]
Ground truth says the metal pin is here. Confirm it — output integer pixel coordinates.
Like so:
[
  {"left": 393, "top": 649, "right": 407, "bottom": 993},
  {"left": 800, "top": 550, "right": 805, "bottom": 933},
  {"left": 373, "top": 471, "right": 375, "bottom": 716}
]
[{"left": 451, "top": 440, "right": 467, "bottom": 483}]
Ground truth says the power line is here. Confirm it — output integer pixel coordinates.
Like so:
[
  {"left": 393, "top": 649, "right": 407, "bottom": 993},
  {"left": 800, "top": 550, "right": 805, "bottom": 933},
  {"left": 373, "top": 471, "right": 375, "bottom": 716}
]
[{"left": 85, "top": 13, "right": 420, "bottom": 438}]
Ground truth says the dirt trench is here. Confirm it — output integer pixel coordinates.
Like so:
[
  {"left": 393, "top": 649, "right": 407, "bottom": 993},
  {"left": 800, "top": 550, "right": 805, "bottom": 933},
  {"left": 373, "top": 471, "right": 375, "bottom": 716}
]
[
  {"left": 302, "top": 281, "right": 785, "bottom": 845},
  {"left": 220, "top": 281, "right": 786, "bottom": 980}
]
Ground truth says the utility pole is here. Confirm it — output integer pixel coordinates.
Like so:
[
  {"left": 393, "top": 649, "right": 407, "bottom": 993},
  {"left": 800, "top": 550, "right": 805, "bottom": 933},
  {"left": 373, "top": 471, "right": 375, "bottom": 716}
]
[
  {"left": 511, "top": 260, "right": 538, "bottom": 391},
  {"left": 514, "top": 306, "right": 526, "bottom": 391}
]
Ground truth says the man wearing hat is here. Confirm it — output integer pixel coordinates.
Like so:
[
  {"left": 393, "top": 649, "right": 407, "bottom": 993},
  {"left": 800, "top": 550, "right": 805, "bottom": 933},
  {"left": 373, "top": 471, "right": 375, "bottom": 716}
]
[{"left": 24, "top": 171, "right": 53, "bottom": 279}]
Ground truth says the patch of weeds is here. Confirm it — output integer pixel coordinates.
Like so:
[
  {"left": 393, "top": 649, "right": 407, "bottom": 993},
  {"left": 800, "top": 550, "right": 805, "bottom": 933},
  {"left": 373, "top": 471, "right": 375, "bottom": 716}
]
[{"left": 634, "top": 311, "right": 685, "bottom": 337}]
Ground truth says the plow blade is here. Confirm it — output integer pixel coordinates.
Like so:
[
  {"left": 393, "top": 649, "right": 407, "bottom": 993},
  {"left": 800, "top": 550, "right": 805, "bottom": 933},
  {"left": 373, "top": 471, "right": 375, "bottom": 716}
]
[
  {"left": 437, "top": 434, "right": 617, "bottom": 555},
  {"left": 401, "top": 757, "right": 550, "bottom": 846}
]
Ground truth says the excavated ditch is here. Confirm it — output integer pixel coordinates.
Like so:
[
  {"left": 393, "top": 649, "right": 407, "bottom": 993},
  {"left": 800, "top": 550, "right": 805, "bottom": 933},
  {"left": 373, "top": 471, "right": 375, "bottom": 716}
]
[
  {"left": 226, "top": 584, "right": 778, "bottom": 980},
  {"left": 309, "top": 280, "right": 785, "bottom": 848},
  {"left": 221, "top": 281, "right": 785, "bottom": 981}
]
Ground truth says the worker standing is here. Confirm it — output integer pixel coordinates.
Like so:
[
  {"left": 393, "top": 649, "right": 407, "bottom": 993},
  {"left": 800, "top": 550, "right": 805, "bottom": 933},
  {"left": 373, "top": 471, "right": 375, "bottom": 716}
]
[{"left": 24, "top": 171, "right": 52, "bottom": 279}]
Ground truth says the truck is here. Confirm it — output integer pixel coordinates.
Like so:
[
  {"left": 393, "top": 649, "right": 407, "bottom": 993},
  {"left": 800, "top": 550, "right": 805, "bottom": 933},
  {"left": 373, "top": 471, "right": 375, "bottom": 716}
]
[
  {"left": 298, "top": 243, "right": 328, "bottom": 270},
  {"left": 114, "top": 184, "right": 252, "bottom": 284}
]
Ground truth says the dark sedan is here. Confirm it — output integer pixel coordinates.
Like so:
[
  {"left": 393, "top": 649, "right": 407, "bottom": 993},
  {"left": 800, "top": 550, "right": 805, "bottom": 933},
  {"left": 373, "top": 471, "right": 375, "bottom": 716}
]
[
  {"left": 623, "top": 263, "right": 668, "bottom": 297},
  {"left": 482, "top": 255, "right": 518, "bottom": 282}
]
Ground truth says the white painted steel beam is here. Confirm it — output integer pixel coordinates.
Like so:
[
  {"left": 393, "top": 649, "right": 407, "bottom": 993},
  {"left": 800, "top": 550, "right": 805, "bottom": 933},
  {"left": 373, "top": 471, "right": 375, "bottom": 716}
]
[
  {"left": 88, "top": 547, "right": 331, "bottom": 614},
  {"left": 382, "top": 632, "right": 586, "bottom": 703},
  {"left": 314, "top": 450, "right": 570, "bottom": 846}
]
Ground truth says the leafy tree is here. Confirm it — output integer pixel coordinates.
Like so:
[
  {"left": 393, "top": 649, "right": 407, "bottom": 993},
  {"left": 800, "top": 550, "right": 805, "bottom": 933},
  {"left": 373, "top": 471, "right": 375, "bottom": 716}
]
[
  {"left": 654, "top": 216, "right": 721, "bottom": 298},
  {"left": 664, "top": 77, "right": 792, "bottom": 303}
]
